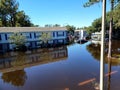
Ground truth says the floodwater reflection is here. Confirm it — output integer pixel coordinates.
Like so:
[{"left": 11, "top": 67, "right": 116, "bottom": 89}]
[
  {"left": 86, "top": 40, "right": 120, "bottom": 66},
  {"left": 0, "top": 46, "right": 68, "bottom": 87},
  {"left": 86, "top": 40, "right": 120, "bottom": 90},
  {"left": 0, "top": 46, "right": 68, "bottom": 73},
  {"left": 0, "top": 41, "right": 120, "bottom": 90},
  {"left": 1, "top": 70, "right": 26, "bottom": 86}
]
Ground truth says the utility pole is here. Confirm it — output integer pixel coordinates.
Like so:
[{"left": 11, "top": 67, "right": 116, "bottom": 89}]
[{"left": 100, "top": 0, "right": 106, "bottom": 90}]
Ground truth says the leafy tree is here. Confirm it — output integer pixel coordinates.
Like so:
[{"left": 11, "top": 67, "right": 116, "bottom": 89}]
[
  {"left": 44, "top": 24, "right": 52, "bottom": 27},
  {"left": 113, "top": 4, "right": 120, "bottom": 29},
  {"left": 84, "top": 5, "right": 120, "bottom": 34},
  {"left": 0, "top": 0, "right": 34, "bottom": 27},
  {"left": 84, "top": 0, "right": 120, "bottom": 58},
  {"left": 44, "top": 24, "right": 61, "bottom": 27},
  {"left": 0, "top": 0, "right": 8, "bottom": 26},
  {"left": 16, "top": 11, "right": 33, "bottom": 27},
  {"left": 112, "top": 3, "right": 120, "bottom": 39},
  {"left": 0, "top": 19, "right": 2, "bottom": 26},
  {"left": 8, "top": 0, "right": 19, "bottom": 26},
  {"left": 66, "top": 25, "right": 76, "bottom": 35},
  {"left": 85, "top": 26, "right": 96, "bottom": 34},
  {"left": 40, "top": 32, "right": 52, "bottom": 45},
  {"left": 53, "top": 24, "right": 61, "bottom": 27},
  {"left": 83, "top": 0, "right": 100, "bottom": 7},
  {"left": 84, "top": 18, "right": 102, "bottom": 35},
  {"left": 0, "top": 0, "right": 18, "bottom": 26},
  {"left": 9, "top": 32, "right": 26, "bottom": 49},
  {"left": 106, "top": 0, "right": 120, "bottom": 58},
  {"left": 92, "top": 18, "right": 102, "bottom": 32}
]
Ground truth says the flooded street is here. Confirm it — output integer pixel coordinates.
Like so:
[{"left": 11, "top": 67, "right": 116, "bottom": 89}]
[{"left": 0, "top": 41, "right": 120, "bottom": 90}]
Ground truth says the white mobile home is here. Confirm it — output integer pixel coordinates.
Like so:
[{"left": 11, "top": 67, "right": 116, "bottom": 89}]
[
  {"left": 91, "top": 32, "right": 101, "bottom": 41},
  {"left": 91, "top": 32, "right": 101, "bottom": 44},
  {"left": 74, "top": 29, "right": 88, "bottom": 40}
]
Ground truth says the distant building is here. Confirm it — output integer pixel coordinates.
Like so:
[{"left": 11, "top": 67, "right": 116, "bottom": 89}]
[
  {"left": 0, "top": 27, "right": 68, "bottom": 52},
  {"left": 74, "top": 29, "right": 88, "bottom": 40}
]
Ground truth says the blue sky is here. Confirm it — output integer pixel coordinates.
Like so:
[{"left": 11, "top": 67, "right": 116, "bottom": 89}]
[{"left": 17, "top": 0, "right": 110, "bottom": 28}]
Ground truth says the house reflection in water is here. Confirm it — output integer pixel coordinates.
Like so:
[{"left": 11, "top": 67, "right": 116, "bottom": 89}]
[
  {"left": 0, "top": 46, "right": 68, "bottom": 87},
  {"left": 0, "top": 46, "right": 68, "bottom": 73}
]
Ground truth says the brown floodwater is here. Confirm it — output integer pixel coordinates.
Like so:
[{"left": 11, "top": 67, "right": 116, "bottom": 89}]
[{"left": 0, "top": 40, "right": 120, "bottom": 90}]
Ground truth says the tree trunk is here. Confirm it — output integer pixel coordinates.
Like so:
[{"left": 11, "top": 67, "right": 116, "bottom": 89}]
[
  {"left": 108, "top": 20, "right": 112, "bottom": 58},
  {"left": 108, "top": 0, "right": 114, "bottom": 58}
]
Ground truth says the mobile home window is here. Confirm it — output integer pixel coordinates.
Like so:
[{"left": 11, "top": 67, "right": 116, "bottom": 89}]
[
  {"left": 30, "top": 33, "right": 32, "bottom": 38},
  {"left": 0, "top": 34, "right": 1, "bottom": 40},
  {"left": 0, "top": 44, "right": 2, "bottom": 50},
  {"left": 53, "top": 32, "right": 55, "bottom": 37},
  {"left": 57, "top": 32, "right": 64, "bottom": 36},
  {"left": 5, "top": 34, "right": 8, "bottom": 40},
  {"left": 34, "top": 33, "right": 36, "bottom": 38}
]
